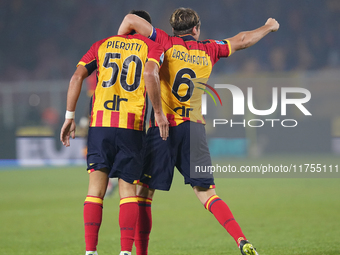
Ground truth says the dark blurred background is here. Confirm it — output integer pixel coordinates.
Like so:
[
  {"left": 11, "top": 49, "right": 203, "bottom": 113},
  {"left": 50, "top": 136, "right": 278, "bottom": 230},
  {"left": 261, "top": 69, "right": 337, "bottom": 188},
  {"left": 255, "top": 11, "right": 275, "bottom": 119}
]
[
  {"left": 0, "top": 0, "right": 340, "bottom": 164},
  {"left": 1, "top": 0, "right": 339, "bottom": 81}
]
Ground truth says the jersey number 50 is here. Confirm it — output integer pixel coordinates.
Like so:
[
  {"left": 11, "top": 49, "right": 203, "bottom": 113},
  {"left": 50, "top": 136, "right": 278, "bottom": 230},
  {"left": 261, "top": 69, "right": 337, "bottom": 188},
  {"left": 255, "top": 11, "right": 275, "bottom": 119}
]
[{"left": 102, "top": 53, "right": 142, "bottom": 92}]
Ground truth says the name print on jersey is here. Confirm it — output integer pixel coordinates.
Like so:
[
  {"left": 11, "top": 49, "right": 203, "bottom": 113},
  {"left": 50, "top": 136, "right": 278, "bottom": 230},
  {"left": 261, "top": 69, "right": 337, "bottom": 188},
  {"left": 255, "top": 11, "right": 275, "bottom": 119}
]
[
  {"left": 106, "top": 40, "right": 142, "bottom": 52},
  {"left": 171, "top": 49, "right": 209, "bottom": 66}
]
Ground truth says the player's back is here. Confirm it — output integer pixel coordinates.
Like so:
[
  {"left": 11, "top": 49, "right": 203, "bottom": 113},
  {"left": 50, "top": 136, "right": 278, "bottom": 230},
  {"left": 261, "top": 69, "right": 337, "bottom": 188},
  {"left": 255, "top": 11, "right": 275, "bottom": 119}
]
[
  {"left": 152, "top": 28, "right": 231, "bottom": 126},
  {"left": 78, "top": 34, "right": 163, "bottom": 130}
]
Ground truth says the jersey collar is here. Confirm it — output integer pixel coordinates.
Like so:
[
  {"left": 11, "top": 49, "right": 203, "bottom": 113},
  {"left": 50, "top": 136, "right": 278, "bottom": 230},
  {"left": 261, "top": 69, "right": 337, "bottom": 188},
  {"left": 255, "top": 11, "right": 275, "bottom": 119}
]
[{"left": 177, "top": 34, "right": 196, "bottom": 42}]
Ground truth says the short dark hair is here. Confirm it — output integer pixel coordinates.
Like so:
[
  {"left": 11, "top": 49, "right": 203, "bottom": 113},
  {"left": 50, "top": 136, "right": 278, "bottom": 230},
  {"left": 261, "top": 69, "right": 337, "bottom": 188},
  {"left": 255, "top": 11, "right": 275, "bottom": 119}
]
[
  {"left": 169, "top": 8, "right": 200, "bottom": 36},
  {"left": 129, "top": 10, "right": 152, "bottom": 24}
]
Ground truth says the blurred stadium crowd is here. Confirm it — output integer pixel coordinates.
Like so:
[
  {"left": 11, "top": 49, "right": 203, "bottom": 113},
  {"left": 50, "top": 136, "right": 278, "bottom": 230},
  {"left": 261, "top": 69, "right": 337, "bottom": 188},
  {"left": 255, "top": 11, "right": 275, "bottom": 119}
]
[{"left": 0, "top": 0, "right": 339, "bottom": 82}]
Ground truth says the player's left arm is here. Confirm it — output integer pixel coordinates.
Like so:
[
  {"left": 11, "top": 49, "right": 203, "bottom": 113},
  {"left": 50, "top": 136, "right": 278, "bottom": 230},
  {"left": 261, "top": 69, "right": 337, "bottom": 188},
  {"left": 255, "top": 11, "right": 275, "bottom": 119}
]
[
  {"left": 60, "top": 65, "right": 88, "bottom": 147},
  {"left": 227, "top": 18, "right": 279, "bottom": 55},
  {"left": 118, "top": 14, "right": 153, "bottom": 37}
]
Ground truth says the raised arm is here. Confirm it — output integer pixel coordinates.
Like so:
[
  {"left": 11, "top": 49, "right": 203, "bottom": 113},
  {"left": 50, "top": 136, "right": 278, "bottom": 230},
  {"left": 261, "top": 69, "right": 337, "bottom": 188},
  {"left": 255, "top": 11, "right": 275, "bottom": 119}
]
[
  {"left": 143, "top": 61, "right": 169, "bottom": 140},
  {"left": 60, "top": 65, "right": 88, "bottom": 147},
  {"left": 227, "top": 18, "right": 279, "bottom": 55},
  {"left": 118, "top": 14, "right": 153, "bottom": 37}
]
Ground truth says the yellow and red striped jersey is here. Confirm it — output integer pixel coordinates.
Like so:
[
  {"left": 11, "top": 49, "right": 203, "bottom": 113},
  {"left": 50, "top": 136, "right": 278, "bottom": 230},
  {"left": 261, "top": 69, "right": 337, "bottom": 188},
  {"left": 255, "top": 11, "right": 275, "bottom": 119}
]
[
  {"left": 78, "top": 34, "right": 164, "bottom": 131},
  {"left": 149, "top": 28, "right": 231, "bottom": 127}
]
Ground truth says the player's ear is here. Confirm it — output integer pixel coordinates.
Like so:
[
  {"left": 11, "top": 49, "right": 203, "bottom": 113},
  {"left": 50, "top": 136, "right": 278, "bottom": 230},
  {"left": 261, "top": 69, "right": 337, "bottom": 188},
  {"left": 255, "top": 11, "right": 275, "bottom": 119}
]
[
  {"left": 192, "top": 26, "right": 198, "bottom": 35},
  {"left": 192, "top": 26, "right": 200, "bottom": 39}
]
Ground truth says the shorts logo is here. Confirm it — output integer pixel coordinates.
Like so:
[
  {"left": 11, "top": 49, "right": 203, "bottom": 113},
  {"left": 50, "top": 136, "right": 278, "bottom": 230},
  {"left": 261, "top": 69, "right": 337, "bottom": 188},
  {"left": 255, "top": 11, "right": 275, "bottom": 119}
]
[{"left": 144, "top": 173, "right": 151, "bottom": 178}]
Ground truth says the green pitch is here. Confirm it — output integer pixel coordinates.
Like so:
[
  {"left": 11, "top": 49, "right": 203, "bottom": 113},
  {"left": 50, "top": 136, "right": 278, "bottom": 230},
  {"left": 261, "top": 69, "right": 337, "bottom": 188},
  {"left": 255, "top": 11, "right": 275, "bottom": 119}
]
[{"left": 1, "top": 155, "right": 339, "bottom": 255}]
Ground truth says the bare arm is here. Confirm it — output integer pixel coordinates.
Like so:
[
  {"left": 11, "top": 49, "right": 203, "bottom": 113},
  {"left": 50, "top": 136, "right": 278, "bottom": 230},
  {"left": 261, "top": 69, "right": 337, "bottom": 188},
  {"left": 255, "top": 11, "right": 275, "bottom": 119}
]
[
  {"left": 60, "top": 65, "right": 88, "bottom": 147},
  {"left": 118, "top": 14, "right": 153, "bottom": 37},
  {"left": 144, "top": 61, "right": 169, "bottom": 140},
  {"left": 227, "top": 18, "right": 280, "bottom": 55}
]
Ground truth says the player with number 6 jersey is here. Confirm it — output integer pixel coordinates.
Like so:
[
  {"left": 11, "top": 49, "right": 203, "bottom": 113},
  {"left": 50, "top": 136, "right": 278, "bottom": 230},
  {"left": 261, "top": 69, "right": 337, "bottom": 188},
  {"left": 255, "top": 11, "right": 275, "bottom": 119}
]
[
  {"left": 118, "top": 7, "right": 279, "bottom": 255},
  {"left": 148, "top": 28, "right": 231, "bottom": 126}
]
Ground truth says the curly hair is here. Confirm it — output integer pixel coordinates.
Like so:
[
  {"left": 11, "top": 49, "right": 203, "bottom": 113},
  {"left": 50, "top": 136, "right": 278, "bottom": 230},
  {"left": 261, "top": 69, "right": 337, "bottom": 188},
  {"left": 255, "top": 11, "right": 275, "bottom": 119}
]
[{"left": 169, "top": 8, "right": 200, "bottom": 36}]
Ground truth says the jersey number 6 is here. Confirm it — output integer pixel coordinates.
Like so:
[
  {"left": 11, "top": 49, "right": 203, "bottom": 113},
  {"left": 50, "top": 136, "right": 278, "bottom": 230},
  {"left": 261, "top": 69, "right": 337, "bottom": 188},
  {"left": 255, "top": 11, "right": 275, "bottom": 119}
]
[{"left": 172, "top": 68, "right": 196, "bottom": 102}]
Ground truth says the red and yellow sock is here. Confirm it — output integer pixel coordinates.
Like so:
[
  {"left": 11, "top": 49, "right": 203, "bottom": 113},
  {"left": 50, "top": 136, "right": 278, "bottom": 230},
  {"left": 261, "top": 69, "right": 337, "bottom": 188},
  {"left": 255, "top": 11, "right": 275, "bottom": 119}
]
[
  {"left": 84, "top": 195, "right": 103, "bottom": 251},
  {"left": 205, "top": 195, "right": 246, "bottom": 246},
  {"left": 119, "top": 196, "right": 139, "bottom": 252},
  {"left": 135, "top": 196, "right": 152, "bottom": 255}
]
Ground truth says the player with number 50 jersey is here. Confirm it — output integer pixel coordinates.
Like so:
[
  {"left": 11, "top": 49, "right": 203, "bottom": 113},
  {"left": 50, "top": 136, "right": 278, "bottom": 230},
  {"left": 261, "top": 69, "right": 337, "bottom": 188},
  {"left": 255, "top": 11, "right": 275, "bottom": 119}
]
[
  {"left": 60, "top": 10, "right": 169, "bottom": 255},
  {"left": 78, "top": 34, "right": 164, "bottom": 130}
]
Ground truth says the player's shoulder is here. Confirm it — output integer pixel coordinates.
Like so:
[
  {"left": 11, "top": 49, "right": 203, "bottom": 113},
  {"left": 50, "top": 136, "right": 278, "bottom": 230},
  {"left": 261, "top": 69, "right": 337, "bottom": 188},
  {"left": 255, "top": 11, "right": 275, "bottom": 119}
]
[
  {"left": 133, "top": 34, "right": 164, "bottom": 52},
  {"left": 155, "top": 28, "right": 170, "bottom": 38},
  {"left": 91, "top": 36, "right": 112, "bottom": 48},
  {"left": 155, "top": 28, "right": 179, "bottom": 46},
  {"left": 132, "top": 34, "right": 155, "bottom": 44},
  {"left": 155, "top": 30, "right": 188, "bottom": 50},
  {"left": 99, "top": 34, "right": 147, "bottom": 44},
  {"left": 196, "top": 39, "right": 230, "bottom": 55}
]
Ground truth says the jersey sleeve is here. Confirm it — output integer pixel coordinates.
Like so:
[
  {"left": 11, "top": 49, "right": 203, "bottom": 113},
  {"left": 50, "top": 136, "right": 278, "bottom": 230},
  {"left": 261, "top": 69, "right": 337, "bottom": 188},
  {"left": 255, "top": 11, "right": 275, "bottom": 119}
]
[
  {"left": 77, "top": 42, "right": 98, "bottom": 75},
  {"left": 204, "top": 39, "right": 232, "bottom": 65},
  {"left": 146, "top": 39, "right": 164, "bottom": 67},
  {"left": 153, "top": 28, "right": 171, "bottom": 48}
]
